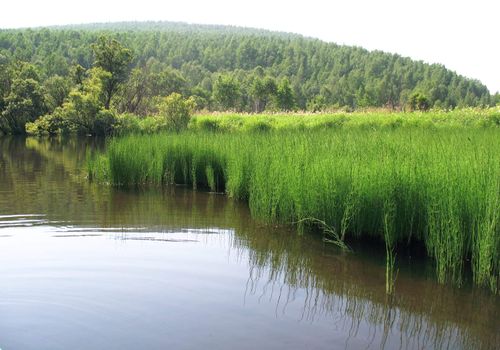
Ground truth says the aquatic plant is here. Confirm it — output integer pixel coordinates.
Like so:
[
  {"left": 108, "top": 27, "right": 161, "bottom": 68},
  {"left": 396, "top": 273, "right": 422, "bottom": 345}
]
[{"left": 88, "top": 122, "right": 500, "bottom": 293}]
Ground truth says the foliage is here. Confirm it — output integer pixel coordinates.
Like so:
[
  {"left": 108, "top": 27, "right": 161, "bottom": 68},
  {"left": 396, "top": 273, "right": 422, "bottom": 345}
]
[
  {"left": 0, "top": 22, "right": 493, "bottom": 115},
  {"left": 0, "top": 58, "right": 12, "bottom": 114},
  {"left": 250, "top": 76, "right": 277, "bottom": 112},
  {"left": 157, "top": 93, "right": 196, "bottom": 132},
  {"left": 307, "top": 95, "right": 327, "bottom": 112},
  {"left": 26, "top": 108, "right": 67, "bottom": 135},
  {"left": 0, "top": 63, "right": 47, "bottom": 134},
  {"left": 493, "top": 93, "right": 500, "bottom": 106},
  {"left": 44, "top": 75, "right": 72, "bottom": 112},
  {"left": 274, "top": 79, "right": 295, "bottom": 111},
  {"left": 91, "top": 36, "right": 133, "bottom": 109},
  {"left": 213, "top": 75, "right": 241, "bottom": 110},
  {"left": 113, "top": 113, "right": 142, "bottom": 135},
  {"left": 409, "top": 92, "right": 431, "bottom": 111},
  {"left": 0, "top": 24, "right": 497, "bottom": 134},
  {"left": 61, "top": 68, "right": 114, "bottom": 135},
  {"left": 26, "top": 67, "right": 117, "bottom": 135}
]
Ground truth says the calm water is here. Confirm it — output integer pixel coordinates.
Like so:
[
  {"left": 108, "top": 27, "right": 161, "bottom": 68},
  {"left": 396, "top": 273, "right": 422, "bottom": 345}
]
[{"left": 0, "top": 136, "right": 498, "bottom": 350}]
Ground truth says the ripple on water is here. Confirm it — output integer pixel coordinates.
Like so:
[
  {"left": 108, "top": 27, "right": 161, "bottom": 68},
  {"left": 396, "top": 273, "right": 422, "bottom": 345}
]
[{"left": 0, "top": 214, "right": 49, "bottom": 228}]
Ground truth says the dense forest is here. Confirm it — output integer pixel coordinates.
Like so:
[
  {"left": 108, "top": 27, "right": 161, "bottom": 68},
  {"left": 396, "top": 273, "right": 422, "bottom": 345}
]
[{"left": 0, "top": 21, "right": 498, "bottom": 134}]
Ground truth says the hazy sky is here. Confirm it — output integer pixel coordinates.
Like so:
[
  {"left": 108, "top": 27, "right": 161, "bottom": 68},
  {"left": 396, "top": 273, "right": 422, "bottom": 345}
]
[{"left": 1, "top": 0, "right": 499, "bottom": 93}]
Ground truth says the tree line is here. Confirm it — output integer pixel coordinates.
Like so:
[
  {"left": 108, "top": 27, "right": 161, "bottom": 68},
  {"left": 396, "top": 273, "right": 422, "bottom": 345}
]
[{"left": 0, "top": 22, "right": 498, "bottom": 134}]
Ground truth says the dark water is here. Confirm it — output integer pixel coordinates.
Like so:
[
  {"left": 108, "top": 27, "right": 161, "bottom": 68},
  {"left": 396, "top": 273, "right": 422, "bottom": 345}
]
[{"left": 0, "top": 136, "right": 498, "bottom": 350}]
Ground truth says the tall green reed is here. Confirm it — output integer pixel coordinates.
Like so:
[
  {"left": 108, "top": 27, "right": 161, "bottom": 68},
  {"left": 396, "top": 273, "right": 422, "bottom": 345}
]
[{"left": 88, "top": 127, "right": 500, "bottom": 293}]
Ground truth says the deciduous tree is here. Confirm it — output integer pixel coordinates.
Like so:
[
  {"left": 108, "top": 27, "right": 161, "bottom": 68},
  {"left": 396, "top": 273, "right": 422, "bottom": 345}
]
[
  {"left": 213, "top": 75, "right": 240, "bottom": 110},
  {"left": 91, "top": 36, "right": 133, "bottom": 109}
]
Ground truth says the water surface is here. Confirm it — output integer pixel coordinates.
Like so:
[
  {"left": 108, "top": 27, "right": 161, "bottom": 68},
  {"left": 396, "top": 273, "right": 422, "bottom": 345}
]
[{"left": 0, "top": 137, "right": 498, "bottom": 350}]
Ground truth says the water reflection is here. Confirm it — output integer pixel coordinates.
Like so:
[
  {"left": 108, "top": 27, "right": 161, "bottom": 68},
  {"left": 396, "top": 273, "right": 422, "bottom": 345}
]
[{"left": 0, "top": 136, "right": 498, "bottom": 350}]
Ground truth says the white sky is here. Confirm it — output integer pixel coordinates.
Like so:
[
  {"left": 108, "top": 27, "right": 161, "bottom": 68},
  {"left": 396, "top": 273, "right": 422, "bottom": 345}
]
[{"left": 1, "top": 0, "right": 499, "bottom": 93}]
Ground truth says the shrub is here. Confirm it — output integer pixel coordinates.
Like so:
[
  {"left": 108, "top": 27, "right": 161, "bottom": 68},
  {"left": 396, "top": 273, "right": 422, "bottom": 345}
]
[
  {"left": 409, "top": 93, "right": 431, "bottom": 111},
  {"left": 113, "top": 113, "right": 141, "bottom": 135},
  {"left": 26, "top": 108, "right": 67, "bottom": 135},
  {"left": 92, "top": 109, "right": 117, "bottom": 136},
  {"left": 157, "top": 93, "right": 196, "bottom": 132}
]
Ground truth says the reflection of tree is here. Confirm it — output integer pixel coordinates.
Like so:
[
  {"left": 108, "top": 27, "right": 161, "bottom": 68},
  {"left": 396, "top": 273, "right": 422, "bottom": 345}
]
[
  {"left": 1, "top": 137, "right": 498, "bottom": 349},
  {"left": 0, "top": 136, "right": 104, "bottom": 217}
]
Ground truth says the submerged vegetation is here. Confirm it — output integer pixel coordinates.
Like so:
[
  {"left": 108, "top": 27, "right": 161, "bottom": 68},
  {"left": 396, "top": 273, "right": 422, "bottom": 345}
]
[{"left": 88, "top": 112, "right": 500, "bottom": 293}]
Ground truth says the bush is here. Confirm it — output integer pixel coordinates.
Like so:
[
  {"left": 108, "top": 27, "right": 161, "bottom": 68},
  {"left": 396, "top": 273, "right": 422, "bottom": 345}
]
[
  {"left": 92, "top": 109, "right": 117, "bottom": 136},
  {"left": 409, "top": 93, "right": 430, "bottom": 111},
  {"left": 114, "top": 113, "right": 141, "bottom": 135},
  {"left": 26, "top": 108, "right": 67, "bottom": 135},
  {"left": 157, "top": 93, "right": 196, "bottom": 132}
]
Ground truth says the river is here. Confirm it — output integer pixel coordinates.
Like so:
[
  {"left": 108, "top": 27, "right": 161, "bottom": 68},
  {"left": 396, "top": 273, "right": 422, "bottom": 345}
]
[{"left": 0, "top": 136, "right": 498, "bottom": 350}]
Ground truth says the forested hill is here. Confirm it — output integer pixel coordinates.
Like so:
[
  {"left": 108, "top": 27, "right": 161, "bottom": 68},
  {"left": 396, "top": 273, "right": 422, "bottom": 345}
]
[{"left": 0, "top": 21, "right": 495, "bottom": 111}]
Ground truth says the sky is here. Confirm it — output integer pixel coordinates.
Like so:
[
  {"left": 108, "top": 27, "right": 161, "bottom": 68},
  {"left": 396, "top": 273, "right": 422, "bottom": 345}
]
[{"left": 1, "top": 0, "right": 499, "bottom": 93}]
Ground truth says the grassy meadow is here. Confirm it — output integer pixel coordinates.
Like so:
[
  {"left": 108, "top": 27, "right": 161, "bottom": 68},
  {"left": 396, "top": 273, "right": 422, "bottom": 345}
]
[
  {"left": 190, "top": 109, "right": 500, "bottom": 131},
  {"left": 112, "top": 107, "right": 500, "bottom": 135},
  {"left": 89, "top": 110, "right": 500, "bottom": 292}
]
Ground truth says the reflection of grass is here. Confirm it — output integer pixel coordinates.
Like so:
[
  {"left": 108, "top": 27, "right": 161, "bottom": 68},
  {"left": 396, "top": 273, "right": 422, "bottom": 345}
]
[
  {"left": 235, "top": 225, "right": 499, "bottom": 350},
  {"left": 89, "top": 126, "right": 500, "bottom": 293},
  {"left": 383, "top": 199, "right": 398, "bottom": 295}
]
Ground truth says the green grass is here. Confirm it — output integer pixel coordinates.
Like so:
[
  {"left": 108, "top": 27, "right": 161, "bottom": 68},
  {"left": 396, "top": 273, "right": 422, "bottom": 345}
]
[
  {"left": 189, "top": 108, "right": 500, "bottom": 132},
  {"left": 112, "top": 107, "right": 500, "bottom": 135},
  {"left": 89, "top": 111, "right": 500, "bottom": 293}
]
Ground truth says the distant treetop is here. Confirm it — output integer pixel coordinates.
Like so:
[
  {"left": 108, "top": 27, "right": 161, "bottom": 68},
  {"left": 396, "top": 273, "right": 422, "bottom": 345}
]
[{"left": 0, "top": 21, "right": 493, "bottom": 112}]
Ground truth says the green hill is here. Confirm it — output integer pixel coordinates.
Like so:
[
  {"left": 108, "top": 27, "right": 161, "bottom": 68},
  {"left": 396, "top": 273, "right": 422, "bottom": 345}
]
[{"left": 0, "top": 21, "right": 495, "bottom": 114}]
